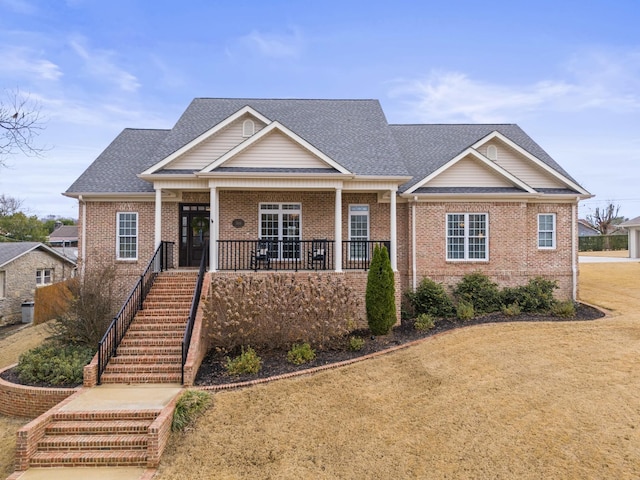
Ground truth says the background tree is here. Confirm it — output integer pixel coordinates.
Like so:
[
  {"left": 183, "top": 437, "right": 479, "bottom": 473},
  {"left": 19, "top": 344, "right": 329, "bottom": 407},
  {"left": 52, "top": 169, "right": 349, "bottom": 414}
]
[
  {"left": 0, "top": 89, "right": 45, "bottom": 167},
  {"left": 0, "top": 212, "right": 49, "bottom": 242},
  {"left": 0, "top": 194, "right": 23, "bottom": 216},
  {"left": 586, "top": 203, "right": 622, "bottom": 235}
]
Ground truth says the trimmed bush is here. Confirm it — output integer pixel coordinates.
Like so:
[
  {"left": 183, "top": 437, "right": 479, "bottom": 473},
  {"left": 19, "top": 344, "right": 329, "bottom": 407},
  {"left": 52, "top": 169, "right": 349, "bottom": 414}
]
[
  {"left": 552, "top": 300, "right": 576, "bottom": 318},
  {"left": 454, "top": 272, "right": 501, "bottom": 314},
  {"left": 414, "top": 313, "right": 435, "bottom": 332},
  {"left": 348, "top": 336, "right": 365, "bottom": 351},
  {"left": 225, "top": 347, "right": 262, "bottom": 375},
  {"left": 204, "top": 274, "right": 360, "bottom": 353},
  {"left": 406, "top": 277, "right": 454, "bottom": 318},
  {"left": 16, "top": 341, "right": 94, "bottom": 386},
  {"left": 287, "top": 343, "right": 316, "bottom": 365},
  {"left": 501, "top": 277, "right": 558, "bottom": 313},
  {"left": 456, "top": 301, "right": 475, "bottom": 321},
  {"left": 501, "top": 302, "right": 521, "bottom": 317},
  {"left": 172, "top": 390, "right": 212, "bottom": 432},
  {"left": 365, "top": 245, "right": 396, "bottom": 335}
]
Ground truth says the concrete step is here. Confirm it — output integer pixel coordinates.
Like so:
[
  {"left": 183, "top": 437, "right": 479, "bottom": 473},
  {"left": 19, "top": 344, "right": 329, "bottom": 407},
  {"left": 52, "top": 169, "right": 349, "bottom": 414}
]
[
  {"left": 29, "top": 450, "right": 148, "bottom": 467},
  {"left": 124, "top": 329, "right": 184, "bottom": 339},
  {"left": 117, "top": 345, "right": 182, "bottom": 356},
  {"left": 127, "top": 320, "right": 186, "bottom": 329},
  {"left": 46, "top": 420, "right": 151, "bottom": 435},
  {"left": 119, "top": 337, "right": 182, "bottom": 348},
  {"left": 103, "top": 363, "right": 181, "bottom": 374},
  {"left": 109, "top": 354, "right": 182, "bottom": 365},
  {"left": 37, "top": 433, "right": 148, "bottom": 451},
  {"left": 51, "top": 410, "right": 159, "bottom": 422}
]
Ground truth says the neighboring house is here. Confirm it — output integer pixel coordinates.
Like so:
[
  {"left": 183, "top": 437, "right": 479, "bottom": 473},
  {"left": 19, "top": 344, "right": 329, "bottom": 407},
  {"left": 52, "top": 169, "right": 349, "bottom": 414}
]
[
  {"left": 0, "top": 242, "right": 76, "bottom": 325},
  {"left": 618, "top": 216, "right": 640, "bottom": 259},
  {"left": 577, "top": 219, "right": 599, "bottom": 237},
  {"left": 47, "top": 224, "right": 79, "bottom": 263},
  {"left": 64, "top": 98, "right": 591, "bottom": 309}
]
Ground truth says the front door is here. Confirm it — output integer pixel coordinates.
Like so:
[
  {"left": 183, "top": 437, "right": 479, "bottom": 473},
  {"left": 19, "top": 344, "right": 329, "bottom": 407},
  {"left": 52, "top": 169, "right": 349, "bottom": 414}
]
[{"left": 179, "top": 204, "right": 210, "bottom": 267}]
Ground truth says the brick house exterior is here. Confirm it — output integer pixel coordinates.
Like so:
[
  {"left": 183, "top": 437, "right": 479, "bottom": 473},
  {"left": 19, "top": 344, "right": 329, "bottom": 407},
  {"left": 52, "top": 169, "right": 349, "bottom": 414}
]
[
  {"left": 0, "top": 243, "right": 76, "bottom": 325},
  {"left": 64, "top": 98, "right": 591, "bottom": 314}
]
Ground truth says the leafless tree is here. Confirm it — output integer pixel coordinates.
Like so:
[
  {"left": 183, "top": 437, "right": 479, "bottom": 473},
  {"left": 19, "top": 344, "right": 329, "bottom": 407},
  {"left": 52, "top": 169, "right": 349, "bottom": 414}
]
[
  {"left": 586, "top": 203, "right": 621, "bottom": 235},
  {"left": 0, "top": 89, "right": 46, "bottom": 167},
  {"left": 0, "top": 194, "right": 23, "bottom": 216}
]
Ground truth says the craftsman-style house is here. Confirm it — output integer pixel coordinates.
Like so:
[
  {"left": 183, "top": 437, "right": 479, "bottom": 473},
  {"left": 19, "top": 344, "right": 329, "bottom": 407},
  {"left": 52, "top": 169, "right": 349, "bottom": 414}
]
[{"left": 65, "top": 98, "right": 591, "bottom": 306}]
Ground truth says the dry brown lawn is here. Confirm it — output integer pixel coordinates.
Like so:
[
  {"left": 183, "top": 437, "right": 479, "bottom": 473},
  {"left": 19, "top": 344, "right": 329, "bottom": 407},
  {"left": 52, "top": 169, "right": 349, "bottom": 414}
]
[{"left": 156, "top": 263, "right": 640, "bottom": 479}]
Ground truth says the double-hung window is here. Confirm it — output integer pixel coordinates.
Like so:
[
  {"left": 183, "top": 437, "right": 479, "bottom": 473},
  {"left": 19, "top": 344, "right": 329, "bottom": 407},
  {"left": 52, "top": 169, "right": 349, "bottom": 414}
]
[
  {"left": 349, "top": 205, "right": 369, "bottom": 260},
  {"left": 538, "top": 213, "right": 556, "bottom": 249},
  {"left": 117, "top": 212, "right": 138, "bottom": 260},
  {"left": 36, "top": 268, "right": 53, "bottom": 286},
  {"left": 447, "top": 213, "right": 488, "bottom": 260}
]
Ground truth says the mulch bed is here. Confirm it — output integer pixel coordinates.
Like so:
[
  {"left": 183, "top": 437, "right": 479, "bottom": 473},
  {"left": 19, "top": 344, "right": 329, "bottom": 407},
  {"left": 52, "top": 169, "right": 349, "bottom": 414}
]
[{"left": 194, "top": 303, "right": 605, "bottom": 386}]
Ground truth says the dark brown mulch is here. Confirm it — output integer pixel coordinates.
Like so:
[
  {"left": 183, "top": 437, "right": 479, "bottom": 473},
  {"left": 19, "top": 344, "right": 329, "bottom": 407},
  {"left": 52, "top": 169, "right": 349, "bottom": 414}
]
[{"left": 194, "top": 303, "right": 605, "bottom": 386}]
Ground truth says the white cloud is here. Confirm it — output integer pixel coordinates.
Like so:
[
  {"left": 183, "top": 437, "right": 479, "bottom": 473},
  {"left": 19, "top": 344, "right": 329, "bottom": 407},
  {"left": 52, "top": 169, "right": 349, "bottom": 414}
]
[
  {"left": 232, "top": 28, "right": 304, "bottom": 59},
  {"left": 0, "top": 45, "right": 62, "bottom": 81},
  {"left": 390, "top": 49, "right": 640, "bottom": 123},
  {"left": 69, "top": 35, "right": 141, "bottom": 92}
]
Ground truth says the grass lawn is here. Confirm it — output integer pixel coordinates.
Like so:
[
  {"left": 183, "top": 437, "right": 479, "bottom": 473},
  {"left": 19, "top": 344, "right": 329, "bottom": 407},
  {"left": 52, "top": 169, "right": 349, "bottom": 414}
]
[{"left": 156, "top": 263, "right": 640, "bottom": 479}]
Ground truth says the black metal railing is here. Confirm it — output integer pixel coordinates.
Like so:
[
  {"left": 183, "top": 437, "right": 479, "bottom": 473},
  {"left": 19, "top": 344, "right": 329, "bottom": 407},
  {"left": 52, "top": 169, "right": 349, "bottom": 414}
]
[
  {"left": 216, "top": 239, "right": 389, "bottom": 271},
  {"left": 181, "top": 241, "right": 208, "bottom": 384},
  {"left": 96, "top": 241, "right": 174, "bottom": 385}
]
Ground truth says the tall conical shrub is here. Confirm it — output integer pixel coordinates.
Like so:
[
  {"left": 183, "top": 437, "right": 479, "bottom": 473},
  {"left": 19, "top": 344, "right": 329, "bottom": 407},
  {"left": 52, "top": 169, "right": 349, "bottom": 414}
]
[{"left": 365, "top": 244, "right": 396, "bottom": 335}]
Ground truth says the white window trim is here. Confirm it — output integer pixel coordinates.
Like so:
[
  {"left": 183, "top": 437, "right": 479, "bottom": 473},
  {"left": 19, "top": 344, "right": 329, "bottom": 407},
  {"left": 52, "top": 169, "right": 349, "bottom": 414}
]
[
  {"left": 348, "top": 204, "right": 370, "bottom": 260},
  {"left": 538, "top": 213, "right": 556, "bottom": 250},
  {"left": 116, "top": 212, "right": 139, "bottom": 261},
  {"left": 242, "top": 119, "right": 255, "bottom": 137},
  {"left": 258, "top": 203, "right": 302, "bottom": 260},
  {"left": 0, "top": 271, "right": 5, "bottom": 298},
  {"left": 486, "top": 144, "right": 498, "bottom": 161},
  {"left": 36, "top": 268, "right": 53, "bottom": 286},
  {"left": 446, "top": 213, "right": 489, "bottom": 261}
]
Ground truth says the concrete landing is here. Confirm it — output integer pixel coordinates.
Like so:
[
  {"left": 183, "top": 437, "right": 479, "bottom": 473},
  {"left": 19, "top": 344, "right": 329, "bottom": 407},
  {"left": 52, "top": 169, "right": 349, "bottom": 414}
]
[
  {"left": 12, "top": 467, "right": 152, "bottom": 480},
  {"left": 60, "top": 384, "right": 182, "bottom": 412}
]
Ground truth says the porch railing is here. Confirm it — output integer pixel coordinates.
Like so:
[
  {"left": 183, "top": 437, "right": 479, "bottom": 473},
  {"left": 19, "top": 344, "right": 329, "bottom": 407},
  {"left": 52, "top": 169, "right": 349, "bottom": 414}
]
[
  {"left": 96, "top": 241, "right": 174, "bottom": 385},
  {"left": 181, "top": 241, "right": 208, "bottom": 384},
  {"left": 217, "top": 240, "right": 389, "bottom": 271}
]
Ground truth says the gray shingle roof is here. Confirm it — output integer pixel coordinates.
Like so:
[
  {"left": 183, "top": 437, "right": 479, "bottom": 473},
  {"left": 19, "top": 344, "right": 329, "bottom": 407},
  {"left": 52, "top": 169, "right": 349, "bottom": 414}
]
[
  {"left": 0, "top": 242, "right": 76, "bottom": 268},
  {"left": 65, "top": 98, "right": 586, "bottom": 196}
]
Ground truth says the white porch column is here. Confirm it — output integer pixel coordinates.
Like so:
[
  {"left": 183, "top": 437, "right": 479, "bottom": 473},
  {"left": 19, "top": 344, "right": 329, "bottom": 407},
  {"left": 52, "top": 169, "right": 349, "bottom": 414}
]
[
  {"left": 334, "top": 188, "right": 343, "bottom": 272},
  {"left": 390, "top": 188, "right": 398, "bottom": 271},
  {"left": 210, "top": 186, "right": 218, "bottom": 272},
  {"left": 154, "top": 188, "right": 162, "bottom": 248}
]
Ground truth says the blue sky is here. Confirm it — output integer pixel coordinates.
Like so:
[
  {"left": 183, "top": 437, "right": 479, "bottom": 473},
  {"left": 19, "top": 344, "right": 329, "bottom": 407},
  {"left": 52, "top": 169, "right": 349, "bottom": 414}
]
[{"left": 0, "top": 0, "right": 639, "bottom": 220}]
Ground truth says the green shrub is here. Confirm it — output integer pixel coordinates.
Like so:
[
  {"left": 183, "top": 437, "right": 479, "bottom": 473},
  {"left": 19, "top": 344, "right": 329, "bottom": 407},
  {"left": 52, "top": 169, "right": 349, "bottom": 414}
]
[
  {"left": 205, "top": 274, "right": 360, "bottom": 353},
  {"left": 348, "top": 336, "right": 365, "bottom": 351},
  {"left": 456, "top": 301, "right": 475, "bottom": 321},
  {"left": 16, "top": 341, "right": 94, "bottom": 386},
  {"left": 225, "top": 347, "right": 262, "bottom": 375},
  {"left": 454, "top": 272, "right": 501, "bottom": 314},
  {"left": 501, "top": 277, "right": 558, "bottom": 313},
  {"left": 414, "top": 313, "right": 435, "bottom": 332},
  {"left": 406, "top": 277, "right": 454, "bottom": 318},
  {"left": 287, "top": 343, "right": 316, "bottom": 365},
  {"left": 172, "top": 390, "right": 212, "bottom": 432},
  {"left": 552, "top": 300, "right": 576, "bottom": 318},
  {"left": 365, "top": 245, "right": 397, "bottom": 335},
  {"left": 501, "top": 302, "right": 521, "bottom": 317}
]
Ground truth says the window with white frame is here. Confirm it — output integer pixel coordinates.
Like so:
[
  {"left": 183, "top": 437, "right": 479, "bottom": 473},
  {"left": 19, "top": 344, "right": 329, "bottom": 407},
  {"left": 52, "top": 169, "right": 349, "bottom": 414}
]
[
  {"left": 36, "top": 268, "right": 53, "bottom": 286},
  {"left": 538, "top": 213, "right": 556, "bottom": 249},
  {"left": 447, "top": 213, "right": 488, "bottom": 260},
  {"left": 117, "top": 212, "right": 138, "bottom": 260},
  {"left": 242, "top": 119, "right": 255, "bottom": 137},
  {"left": 0, "top": 271, "right": 5, "bottom": 297},
  {"left": 349, "top": 204, "right": 370, "bottom": 260},
  {"left": 259, "top": 203, "right": 301, "bottom": 259}
]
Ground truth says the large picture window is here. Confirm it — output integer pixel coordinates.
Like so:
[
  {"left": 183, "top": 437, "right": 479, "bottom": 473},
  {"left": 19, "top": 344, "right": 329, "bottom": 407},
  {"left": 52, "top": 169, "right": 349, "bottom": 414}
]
[
  {"left": 447, "top": 213, "right": 488, "bottom": 260},
  {"left": 117, "top": 212, "right": 138, "bottom": 260},
  {"left": 349, "top": 204, "right": 370, "bottom": 260},
  {"left": 538, "top": 213, "right": 556, "bottom": 249},
  {"left": 259, "top": 203, "right": 301, "bottom": 259}
]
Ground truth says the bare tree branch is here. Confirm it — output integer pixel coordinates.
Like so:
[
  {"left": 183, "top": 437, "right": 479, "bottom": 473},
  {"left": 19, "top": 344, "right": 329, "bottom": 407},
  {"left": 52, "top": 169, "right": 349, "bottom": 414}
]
[
  {"left": 0, "top": 88, "right": 47, "bottom": 167},
  {"left": 586, "top": 203, "right": 621, "bottom": 235},
  {"left": 0, "top": 194, "right": 23, "bottom": 216}
]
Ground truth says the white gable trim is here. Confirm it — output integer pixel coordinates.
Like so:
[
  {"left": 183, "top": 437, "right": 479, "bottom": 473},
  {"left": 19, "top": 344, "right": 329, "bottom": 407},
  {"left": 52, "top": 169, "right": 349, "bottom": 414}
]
[
  {"left": 200, "top": 121, "right": 352, "bottom": 174},
  {"left": 472, "top": 131, "right": 590, "bottom": 195},
  {"left": 0, "top": 243, "right": 76, "bottom": 269},
  {"left": 405, "top": 148, "right": 536, "bottom": 194},
  {"left": 141, "top": 106, "right": 272, "bottom": 175}
]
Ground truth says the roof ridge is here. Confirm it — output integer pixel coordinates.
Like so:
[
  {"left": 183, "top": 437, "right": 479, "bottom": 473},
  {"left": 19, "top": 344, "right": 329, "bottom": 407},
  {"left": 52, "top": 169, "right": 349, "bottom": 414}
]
[
  {"left": 193, "top": 97, "right": 378, "bottom": 102},
  {"left": 389, "top": 123, "right": 517, "bottom": 126}
]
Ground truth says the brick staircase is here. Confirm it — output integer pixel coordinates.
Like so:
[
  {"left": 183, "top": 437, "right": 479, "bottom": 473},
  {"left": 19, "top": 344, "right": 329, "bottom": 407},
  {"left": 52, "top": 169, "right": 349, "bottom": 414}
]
[
  {"left": 100, "top": 271, "right": 198, "bottom": 384},
  {"left": 27, "top": 409, "right": 159, "bottom": 468}
]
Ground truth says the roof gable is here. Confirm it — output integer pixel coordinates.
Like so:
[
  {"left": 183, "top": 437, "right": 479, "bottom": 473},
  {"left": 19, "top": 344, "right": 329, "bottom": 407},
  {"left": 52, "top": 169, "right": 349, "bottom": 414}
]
[{"left": 0, "top": 242, "right": 76, "bottom": 268}]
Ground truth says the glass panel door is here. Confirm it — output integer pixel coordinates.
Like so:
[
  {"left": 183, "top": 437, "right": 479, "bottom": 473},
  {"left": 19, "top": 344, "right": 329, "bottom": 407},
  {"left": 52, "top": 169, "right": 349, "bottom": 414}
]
[{"left": 259, "top": 203, "right": 301, "bottom": 260}]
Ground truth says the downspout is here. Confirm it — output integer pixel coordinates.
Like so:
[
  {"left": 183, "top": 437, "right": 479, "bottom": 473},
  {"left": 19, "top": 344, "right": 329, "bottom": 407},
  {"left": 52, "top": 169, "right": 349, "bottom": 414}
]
[
  {"left": 412, "top": 196, "right": 417, "bottom": 291},
  {"left": 79, "top": 195, "right": 87, "bottom": 278},
  {"left": 572, "top": 199, "right": 578, "bottom": 301}
]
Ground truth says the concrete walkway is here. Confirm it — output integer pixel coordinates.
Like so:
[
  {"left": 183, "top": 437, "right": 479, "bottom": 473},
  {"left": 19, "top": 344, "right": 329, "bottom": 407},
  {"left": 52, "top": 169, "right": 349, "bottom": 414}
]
[
  {"left": 579, "top": 256, "right": 639, "bottom": 263},
  {"left": 10, "top": 384, "right": 182, "bottom": 480}
]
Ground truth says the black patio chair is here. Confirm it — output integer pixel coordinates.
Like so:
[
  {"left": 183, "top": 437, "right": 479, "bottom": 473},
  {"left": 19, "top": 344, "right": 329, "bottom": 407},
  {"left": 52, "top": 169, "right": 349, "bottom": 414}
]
[
  {"left": 250, "top": 240, "right": 271, "bottom": 271},
  {"left": 307, "top": 239, "right": 327, "bottom": 270}
]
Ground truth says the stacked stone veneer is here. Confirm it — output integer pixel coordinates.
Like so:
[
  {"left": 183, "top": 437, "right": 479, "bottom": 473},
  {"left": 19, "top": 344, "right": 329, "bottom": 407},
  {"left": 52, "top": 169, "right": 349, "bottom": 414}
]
[
  {"left": 0, "top": 249, "right": 75, "bottom": 326},
  {"left": 78, "top": 194, "right": 576, "bottom": 308}
]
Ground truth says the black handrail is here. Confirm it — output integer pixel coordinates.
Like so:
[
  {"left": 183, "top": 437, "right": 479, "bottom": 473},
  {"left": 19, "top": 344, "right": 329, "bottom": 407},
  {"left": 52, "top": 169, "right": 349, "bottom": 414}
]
[
  {"left": 181, "top": 241, "right": 208, "bottom": 384},
  {"left": 97, "top": 241, "right": 174, "bottom": 385}
]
